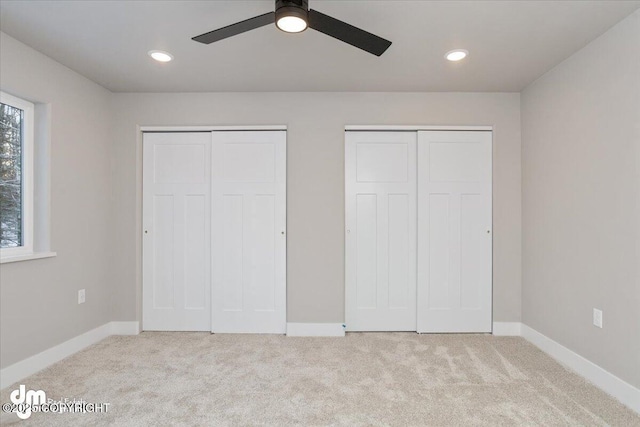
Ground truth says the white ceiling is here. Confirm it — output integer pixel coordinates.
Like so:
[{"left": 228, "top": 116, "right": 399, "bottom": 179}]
[{"left": 1, "top": 1, "right": 638, "bottom": 93}]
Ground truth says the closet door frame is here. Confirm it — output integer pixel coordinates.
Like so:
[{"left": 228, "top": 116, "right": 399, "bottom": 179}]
[
  {"left": 140, "top": 126, "right": 287, "bottom": 333},
  {"left": 344, "top": 125, "right": 493, "bottom": 333}
]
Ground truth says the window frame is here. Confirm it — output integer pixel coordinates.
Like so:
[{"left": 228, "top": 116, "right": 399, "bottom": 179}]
[{"left": 0, "top": 91, "right": 34, "bottom": 259}]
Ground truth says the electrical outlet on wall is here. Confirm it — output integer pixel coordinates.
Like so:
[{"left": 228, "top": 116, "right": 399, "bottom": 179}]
[
  {"left": 593, "top": 308, "right": 603, "bottom": 328},
  {"left": 78, "top": 289, "right": 86, "bottom": 304}
]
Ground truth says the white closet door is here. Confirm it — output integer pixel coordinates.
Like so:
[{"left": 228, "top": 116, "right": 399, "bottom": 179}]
[
  {"left": 345, "top": 131, "right": 417, "bottom": 331},
  {"left": 417, "top": 131, "right": 492, "bottom": 333},
  {"left": 142, "top": 132, "right": 211, "bottom": 331},
  {"left": 211, "top": 131, "right": 286, "bottom": 333}
]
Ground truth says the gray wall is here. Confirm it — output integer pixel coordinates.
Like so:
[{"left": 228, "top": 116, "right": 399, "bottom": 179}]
[
  {"left": 110, "top": 92, "right": 522, "bottom": 325},
  {"left": 521, "top": 10, "right": 640, "bottom": 388},
  {"left": 0, "top": 33, "right": 114, "bottom": 368}
]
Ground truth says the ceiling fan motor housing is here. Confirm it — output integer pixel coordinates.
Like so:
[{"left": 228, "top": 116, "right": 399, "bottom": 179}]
[{"left": 276, "top": 0, "right": 309, "bottom": 25}]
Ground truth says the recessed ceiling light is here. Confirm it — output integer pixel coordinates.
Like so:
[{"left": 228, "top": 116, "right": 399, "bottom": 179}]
[
  {"left": 148, "top": 50, "right": 173, "bottom": 62},
  {"left": 445, "top": 49, "right": 468, "bottom": 62}
]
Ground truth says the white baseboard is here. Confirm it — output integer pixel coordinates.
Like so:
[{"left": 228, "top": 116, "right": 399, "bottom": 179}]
[
  {"left": 0, "top": 323, "right": 110, "bottom": 390},
  {"left": 110, "top": 321, "right": 140, "bottom": 335},
  {"left": 521, "top": 324, "right": 640, "bottom": 415},
  {"left": 286, "top": 323, "right": 346, "bottom": 337},
  {"left": 0, "top": 321, "right": 140, "bottom": 390},
  {"left": 492, "top": 322, "right": 522, "bottom": 336}
]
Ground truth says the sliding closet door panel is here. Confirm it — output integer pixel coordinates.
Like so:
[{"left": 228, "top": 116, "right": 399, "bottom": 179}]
[
  {"left": 212, "top": 131, "right": 286, "bottom": 333},
  {"left": 346, "top": 131, "right": 417, "bottom": 331},
  {"left": 417, "top": 131, "right": 492, "bottom": 333},
  {"left": 142, "top": 132, "right": 212, "bottom": 331}
]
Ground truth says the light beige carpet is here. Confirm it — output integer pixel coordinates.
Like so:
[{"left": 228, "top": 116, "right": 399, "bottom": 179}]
[{"left": 1, "top": 333, "right": 638, "bottom": 426}]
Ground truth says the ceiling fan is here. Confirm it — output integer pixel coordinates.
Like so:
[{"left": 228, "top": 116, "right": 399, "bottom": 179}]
[{"left": 192, "top": 0, "right": 392, "bottom": 57}]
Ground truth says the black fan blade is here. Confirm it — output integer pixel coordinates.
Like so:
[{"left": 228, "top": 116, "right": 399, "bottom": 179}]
[
  {"left": 308, "top": 9, "right": 391, "bottom": 56},
  {"left": 192, "top": 12, "right": 275, "bottom": 44}
]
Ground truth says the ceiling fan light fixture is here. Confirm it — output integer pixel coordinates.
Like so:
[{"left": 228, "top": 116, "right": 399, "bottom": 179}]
[
  {"left": 277, "top": 15, "right": 307, "bottom": 33},
  {"left": 445, "top": 49, "right": 469, "bottom": 62},
  {"left": 275, "top": 0, "right": 309, "bottom": 33}
]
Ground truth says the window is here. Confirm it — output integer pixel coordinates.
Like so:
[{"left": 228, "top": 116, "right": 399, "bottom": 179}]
[{"left": 1, "top": 92, "right": 34, "bottom": 258}]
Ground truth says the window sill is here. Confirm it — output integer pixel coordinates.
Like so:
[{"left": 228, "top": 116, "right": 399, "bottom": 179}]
[{"left": 0, "top": 251, "right": 57, "bottom": 264}]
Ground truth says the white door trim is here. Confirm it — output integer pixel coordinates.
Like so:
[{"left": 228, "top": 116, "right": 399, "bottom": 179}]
[
  {"left": 137, "top": 127, "right": 285, "bottom": 329},
  {"left": 141, "top": 125, "right": 287, "bottom": 132},
  {"left": 345, "top": 125, "right": 493, "bottom": 131},
  {"left": 344, "top": 127, "right": 493, "bottom": 334}
]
